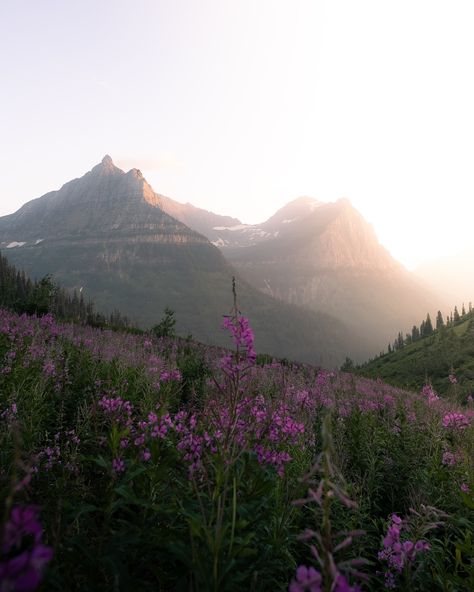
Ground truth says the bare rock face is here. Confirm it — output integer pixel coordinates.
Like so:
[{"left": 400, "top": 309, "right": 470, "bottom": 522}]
[
  {"left": 162, "top": 193, "right": 443, "bottom": 352},
  {"left": 0, "top": 156, "right": 206, "bottom": 245},
  {"left": 0, "top": 156, "right": 370, "bottom": 366},
  {"left": 222, "top": 198, "right": 442, "bottom": 351}
]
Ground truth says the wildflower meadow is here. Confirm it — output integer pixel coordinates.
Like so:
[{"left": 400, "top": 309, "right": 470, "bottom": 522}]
[{"left": 0, "top": 307, "right": 473, "bottom": 590}]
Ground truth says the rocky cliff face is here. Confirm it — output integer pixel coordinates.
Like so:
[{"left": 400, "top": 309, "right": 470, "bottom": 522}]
[
  {"left": 0, "top": 157, "right": 369, "bottom": 366},
  {"left": 0, "top": 156, "right": 206, "bottom": 245},
  {"left": 222, "top": 198, "right": 442, "bottom": 351},
  {"left": 165, "top": 194, "right": 442, "bottom": 353}
]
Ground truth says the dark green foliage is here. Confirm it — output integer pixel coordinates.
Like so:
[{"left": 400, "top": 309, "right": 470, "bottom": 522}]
[
  {"left": 423, "top": 313, "right": 433, "bottom": 336},
  {"left": 340, "top": 356, "right": 355, "bottom": 371},
  {"left": 152, "top": 307, "right": 176, "bottom": 338},
  {"left": 358, "top": 314, "right": 474, "bottom": 396},
  {"left": 436, "top": 310, "right": 445, "bottom": 330},
  {"left": 0, "top": 250, "right": 130, "bottom": 328}
]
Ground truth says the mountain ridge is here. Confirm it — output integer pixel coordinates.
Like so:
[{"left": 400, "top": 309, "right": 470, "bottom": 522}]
[
  {"left": 158, "top": 191, "right": 443, "bottom": 353},
  {"left": 0, "top": 156, "right": 369, "bottom": 366}
]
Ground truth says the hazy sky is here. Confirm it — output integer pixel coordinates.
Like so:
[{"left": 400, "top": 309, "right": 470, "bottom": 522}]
[{"left": 1, "top": 0, "right": 474, "bottom": 269}]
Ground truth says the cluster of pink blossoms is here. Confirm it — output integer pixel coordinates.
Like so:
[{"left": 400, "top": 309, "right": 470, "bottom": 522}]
[
  {"left": 442, "top": 412, "right": 471, "bottom": 431},
  {"left": 378, "top": 514, "right": 430, "bottom": 589},
  {"left": 421, "top": 384, "right": 439, "bottom": 404},
  {"left": 220, "top": 315, "right": 256, "bottom": 375},
  {"left": 441, "top": 450, "right": 461, "bottom": 467},
  {"left": 98, "top": 395, "right": 133, "bottom": 427},
  {"left": 0, "top": 506, "right": 53, "bottom": 592},
  {"left": 289, "top": 566, "right": 361, "bottom": 592}
]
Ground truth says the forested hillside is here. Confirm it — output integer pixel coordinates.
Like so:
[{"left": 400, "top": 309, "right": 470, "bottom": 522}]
[{"left": 357, "top": 304, "right": 474, "bottom": 397}]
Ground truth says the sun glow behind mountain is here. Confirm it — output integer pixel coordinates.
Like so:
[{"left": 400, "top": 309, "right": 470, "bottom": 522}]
[{"left": 1, "top": 1, "right": 474, "bottom": 271}]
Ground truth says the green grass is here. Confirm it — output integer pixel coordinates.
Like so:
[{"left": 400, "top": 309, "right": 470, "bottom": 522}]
[{"left": 357, "top": 316, "right": 474, "bottom": 398}]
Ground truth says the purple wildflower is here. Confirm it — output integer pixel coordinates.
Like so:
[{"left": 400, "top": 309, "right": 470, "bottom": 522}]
[
  {"left": 112, "top": 458, "right": 125, "bottom": 474},
  {"left": 442, "top": 412, "right": 470, "bottom": 430},
  {"left": 0, "top": 506, "right": 53, "bottom": 592},
  {"left": 289, "top": 565, "right": 322, "bottom": 592}
]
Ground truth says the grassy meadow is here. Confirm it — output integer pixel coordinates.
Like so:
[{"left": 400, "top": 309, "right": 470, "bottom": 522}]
[{"left": 0, "top": 308, "right": 473, "bottom": 591}]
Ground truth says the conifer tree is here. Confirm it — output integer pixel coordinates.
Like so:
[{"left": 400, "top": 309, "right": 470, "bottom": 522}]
[
  {"left": 453, "top": 306, "right": 460, "bottom": 322},
  {"left": 436, "top": 310, "right": 445, "bottom": 330},
  {"left": 396, "top": 331, "right": 404, "bottom": 350},
  {"left": 424, "top": 313, "right": 433, "bottom": 335}
]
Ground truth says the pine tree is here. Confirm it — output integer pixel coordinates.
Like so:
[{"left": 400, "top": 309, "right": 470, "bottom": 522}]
[
  {"left": 453, "top": 306, "right": 460, "bottom": 322},
  {"left": 462, "top": 303, "right": 466, "bottom": 317},
  {"left": 436, "top": 310, "right": 445, "bottom": 330},
  {"left": 396, "top": 331, "right": 404, "bottom": 350},
  {"left": 424, "top": 313, "right": 433, "bottom": 335},
  {"left": 411, "top": 325, "right": 420, "bottom": 341},
  {"left": 152, "top": 307, "right": 176, "bottom": 338}
]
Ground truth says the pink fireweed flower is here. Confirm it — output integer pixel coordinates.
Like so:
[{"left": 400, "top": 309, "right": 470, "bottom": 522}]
[
  {"left": 442, "top": 450, "right": 461, "bottom": 467},
  {"left": 460, "top": 483, "right": 470, "bottom": 493},
  {"left": 42, "top": 360, "right": 56, "bottom": 377},
  {"left": 334, "top": 573, "right": 362, "bottom": 592},
  {"left": 442, "top": 412, "right": 470, "bottom": 430},
  {"left": 222, "top": 315, "right": 257, "bottom": 367},
  {"left": 112, "top": 458, "right": 125, "bottom": 474},
  {"left": 378, "top": 514, "right": 430, "bottom": 587},
  {"left": 289, "top": 567, "right": 361, "bottom": 592},
  {"left": 160, "top": 369, "right": 182, "bottom": 382},
  {"left": 421, "top": 383, "right": 439, "bottom": 404},
  {"left": 0, "top": 505, "right": 53, "bottom": 592},
  {"left": 289, "top": 565, "right": 322, "bottom": 592}
]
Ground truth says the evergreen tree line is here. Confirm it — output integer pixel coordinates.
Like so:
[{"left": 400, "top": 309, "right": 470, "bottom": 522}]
[
  {"left": 0, "top": 251, "right": 130, "bottom": 328},
  {"left": 387, "top": 302, "right": 474, "bottom": 354}
]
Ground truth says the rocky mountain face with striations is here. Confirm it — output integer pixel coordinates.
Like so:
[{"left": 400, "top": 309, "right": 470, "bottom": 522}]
[
  {"left": 160, "top": 195, "right": 326, "bottom": 250},
  {"left": 227, "top": 198, "right": 444, "bottom": 352},
  {"left": 163, "top": 195, "right": 444, "bottom": 353},
  {"left": 0, "top": 157, "right": 370, "bottom": 366}
]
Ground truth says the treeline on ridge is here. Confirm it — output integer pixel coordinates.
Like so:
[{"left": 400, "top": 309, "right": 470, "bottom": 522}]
[
  {"left": 388, "top": 303, "right": 474, "bottom": 354},
  {"left": 0, "top": 251, "right": 130, "bottom": 329}
]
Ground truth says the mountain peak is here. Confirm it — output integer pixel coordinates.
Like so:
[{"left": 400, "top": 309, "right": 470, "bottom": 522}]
[
  {"left": 88, "top": 155, "right": 121, "bottom": 177},
  {"left": 99, "top": 155, "right": 117, "bottom": 172},
  {"left": 262, "top": 196, "right": 323, "bottom": 228},
  {"left": 127, "top": 168, "right": 143, "bottom": 179}
]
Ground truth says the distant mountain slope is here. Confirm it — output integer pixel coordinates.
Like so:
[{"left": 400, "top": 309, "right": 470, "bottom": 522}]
[
  {"left": 155, "top": 193, "right": 445, "bottom": 354},
  {"left": 217, "top": 197, "right": 443, "bottom": 353},
  {"left": 160, "top": 194, "right": 325, "bottom": 249},
  {"left": 159, "top": 194, "right": 242, "bottom": 241},
  {"left": 357, "top": 310, "right": 474, "bottom": 397},
  {"left": 0, "top": 156, "right": 368, "bottom": 366}
]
